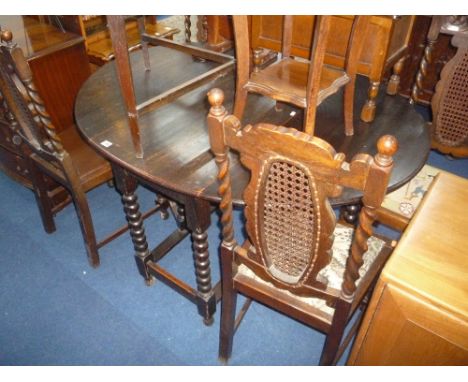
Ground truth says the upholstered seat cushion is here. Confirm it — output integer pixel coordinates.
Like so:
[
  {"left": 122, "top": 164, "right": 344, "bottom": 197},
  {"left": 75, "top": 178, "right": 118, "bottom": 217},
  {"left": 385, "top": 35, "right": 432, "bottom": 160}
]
[
  {"left": 381, "top": 164, "right": 441, "bottom": 218},
  {"left": 237, "top": 224, "right": 385, "bottom": 316}
]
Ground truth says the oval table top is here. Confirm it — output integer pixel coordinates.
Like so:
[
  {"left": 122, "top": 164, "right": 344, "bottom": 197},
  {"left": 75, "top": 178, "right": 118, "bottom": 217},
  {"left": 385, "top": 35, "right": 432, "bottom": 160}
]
[{"left": 75, "top": 45, "right": 430, "bottom": 207}]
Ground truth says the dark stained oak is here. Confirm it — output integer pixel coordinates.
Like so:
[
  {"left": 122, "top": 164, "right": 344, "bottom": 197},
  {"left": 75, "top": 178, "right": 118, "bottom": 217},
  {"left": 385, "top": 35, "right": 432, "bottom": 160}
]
[
  {"left": 74, "top": 44, "right": 430, "bottom": 326},
  {"left": 75, "top": 45, "right": 430, "bottom": 210},
  {"left": 0, "top": 28, "right": 161, "bottom": 269},
  {"left": 207, "top": 87, "right": 398, "bottom": 365}
]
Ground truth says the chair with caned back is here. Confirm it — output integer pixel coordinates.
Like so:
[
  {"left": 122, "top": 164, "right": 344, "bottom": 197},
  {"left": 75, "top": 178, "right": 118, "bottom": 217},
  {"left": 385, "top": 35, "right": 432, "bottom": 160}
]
[
  {"left": 231, "top": 15, "right": 371, "bottom": 136},
  {"left": 430, "top": 17, "right": 468, "bottom": 157},
  {"left": 0, "top": 28, "right": 161, "bottom": 267},
  {"left": 206, "top": 88, "right": 398, "bottom": 365}
]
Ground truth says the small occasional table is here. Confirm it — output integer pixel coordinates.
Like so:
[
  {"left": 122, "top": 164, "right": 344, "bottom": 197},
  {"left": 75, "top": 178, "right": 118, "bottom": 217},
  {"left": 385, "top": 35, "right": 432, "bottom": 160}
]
[{"left": 75, "top": 45, "right": 430, "bottom": 324}]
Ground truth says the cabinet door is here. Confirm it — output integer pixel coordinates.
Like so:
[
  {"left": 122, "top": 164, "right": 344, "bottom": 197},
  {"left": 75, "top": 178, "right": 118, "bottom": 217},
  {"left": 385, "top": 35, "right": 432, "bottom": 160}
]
[{"left": 351, "top": 283, "right": 468, "bottom": 365}]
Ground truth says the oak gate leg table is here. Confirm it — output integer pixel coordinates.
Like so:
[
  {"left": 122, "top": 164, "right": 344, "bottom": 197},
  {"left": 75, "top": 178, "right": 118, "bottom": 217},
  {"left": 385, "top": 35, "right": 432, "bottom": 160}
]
[{"left": 75, "top": 45, "right": 430, "bottom": 324}]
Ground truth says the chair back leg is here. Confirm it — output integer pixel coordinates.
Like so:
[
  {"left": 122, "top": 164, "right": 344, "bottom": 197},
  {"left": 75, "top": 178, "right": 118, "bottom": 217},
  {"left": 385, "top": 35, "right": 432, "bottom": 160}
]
[{"left": 304, "top": 16, "right": 332, "bottom": 135}]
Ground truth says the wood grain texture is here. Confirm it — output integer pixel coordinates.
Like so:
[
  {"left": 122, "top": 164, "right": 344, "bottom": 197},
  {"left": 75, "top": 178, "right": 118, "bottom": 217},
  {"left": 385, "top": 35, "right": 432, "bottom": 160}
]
[
  {"left": 75, "top": 45, "right": 430, "bottom": 209},
  {"left": 0, "top": 15, "right": 91, "bottom": 133},
  {"left": 349, "top": 172, "right": 468, "bottom": 365}
]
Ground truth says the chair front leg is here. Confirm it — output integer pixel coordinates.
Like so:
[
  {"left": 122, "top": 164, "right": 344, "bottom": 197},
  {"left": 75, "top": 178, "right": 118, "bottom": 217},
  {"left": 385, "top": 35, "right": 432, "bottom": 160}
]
[{"left": 218, "top": 244, "right": 238, "bottom": 364}]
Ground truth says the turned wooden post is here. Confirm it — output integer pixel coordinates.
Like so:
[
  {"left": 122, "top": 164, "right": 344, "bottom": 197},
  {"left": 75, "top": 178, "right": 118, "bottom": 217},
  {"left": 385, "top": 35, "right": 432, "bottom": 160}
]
[
  {"left": 207, "top": 88, "right": 235, "bottom": 247},
  {"left": 342, "top": 135, "right": 398, "bottom": 298}
]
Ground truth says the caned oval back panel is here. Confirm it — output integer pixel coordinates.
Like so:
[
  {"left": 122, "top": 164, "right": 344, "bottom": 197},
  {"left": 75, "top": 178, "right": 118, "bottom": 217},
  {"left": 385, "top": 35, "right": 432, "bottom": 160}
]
[
  {"left": 432, "top": 35, "right": 468, "bottom": 147},
  {"left": 259, "top": 157, "right": 321, "bottom": 284},
  {"left": 229, "top": 123, "right": 371, "bottom": 289}
]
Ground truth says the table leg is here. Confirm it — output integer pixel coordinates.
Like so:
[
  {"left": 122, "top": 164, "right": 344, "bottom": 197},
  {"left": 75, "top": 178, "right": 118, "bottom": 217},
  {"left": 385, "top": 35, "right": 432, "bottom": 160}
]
[
  {"left": 184, "top": 196, "right": 217, "bottom": 326},
  {"left": 112, "top": 164, "right": 154, "bottom": 285}
]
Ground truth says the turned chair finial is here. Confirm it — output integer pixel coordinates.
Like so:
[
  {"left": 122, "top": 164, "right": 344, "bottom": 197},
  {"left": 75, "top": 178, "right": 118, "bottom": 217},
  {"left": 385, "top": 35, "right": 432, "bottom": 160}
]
[
  {"left": 207, "top": 88, "right": 224, "bottom": 107},
  {"left": 377, "top": 135, "right": 398, "bottom": 156},
  {"left": 207, "top": 88, "right": 225, "bottom": 117},
  {"left": 376, "top": 135, "right": 398, "bottom": 166},
  {"left": 0, "top": 28, "right": 13, "bottom": 43}
]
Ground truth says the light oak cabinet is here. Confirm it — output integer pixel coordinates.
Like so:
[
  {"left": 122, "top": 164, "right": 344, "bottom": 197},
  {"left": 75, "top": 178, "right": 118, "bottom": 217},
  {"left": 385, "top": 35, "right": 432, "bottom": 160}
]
[{"left": 348, "top": 172, "right": 468, "bottom": 365}]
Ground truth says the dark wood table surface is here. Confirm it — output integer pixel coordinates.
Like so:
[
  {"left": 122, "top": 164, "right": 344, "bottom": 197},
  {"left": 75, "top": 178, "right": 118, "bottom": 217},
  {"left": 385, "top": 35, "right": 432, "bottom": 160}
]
[
  {"left": 75, "top": 45, "right": 430, "bottom": 323},
  {"left": 76, "top": 45, "right": 430, "bottom": 208}
]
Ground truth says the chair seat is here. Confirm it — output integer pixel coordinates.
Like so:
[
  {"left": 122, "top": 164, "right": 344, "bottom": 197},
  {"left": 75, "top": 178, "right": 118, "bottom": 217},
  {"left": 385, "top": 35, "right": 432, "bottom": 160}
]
[
  {"left": 236, "top": 223, "right": 385, "bottom": 318},
  {"left": 381, "top": 164, "right": 441, "bottom": 219},
  {"left": 246, "top": 58, "right": 349, "bottom": 108},
  {"left": 58, "top": 126, "right": 112, "bottom": 191}
]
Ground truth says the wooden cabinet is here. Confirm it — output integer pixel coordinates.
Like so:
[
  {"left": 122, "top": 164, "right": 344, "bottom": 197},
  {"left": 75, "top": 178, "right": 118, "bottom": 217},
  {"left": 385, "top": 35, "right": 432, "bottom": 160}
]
[
  {"left": 348, "top": 172, "right": 468, "bottom": 365},
  {"left": 0, "top": 16, "right": 91, "bottom": 133}
]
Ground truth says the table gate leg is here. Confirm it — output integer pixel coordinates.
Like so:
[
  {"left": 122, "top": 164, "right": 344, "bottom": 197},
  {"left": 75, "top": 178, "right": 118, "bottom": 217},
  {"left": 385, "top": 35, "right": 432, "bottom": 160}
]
[
  {"left": 112, "top": 165, "right": 154, "bottom": 285},
  {"left": 184, "top": 196, "right": 217, "bottom": 325}
]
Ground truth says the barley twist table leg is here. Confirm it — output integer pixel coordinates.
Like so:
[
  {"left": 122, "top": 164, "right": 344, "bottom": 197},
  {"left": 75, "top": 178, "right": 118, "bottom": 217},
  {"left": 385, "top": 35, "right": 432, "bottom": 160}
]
[{"left": 112, "top": 165, "right": 154, "bottom": 285}]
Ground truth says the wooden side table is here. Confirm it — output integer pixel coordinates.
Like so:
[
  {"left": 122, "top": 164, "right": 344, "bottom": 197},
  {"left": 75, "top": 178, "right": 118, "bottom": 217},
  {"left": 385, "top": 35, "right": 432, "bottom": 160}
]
[{"left": 348, "top": 172, "right": 468, "bottom": 365}]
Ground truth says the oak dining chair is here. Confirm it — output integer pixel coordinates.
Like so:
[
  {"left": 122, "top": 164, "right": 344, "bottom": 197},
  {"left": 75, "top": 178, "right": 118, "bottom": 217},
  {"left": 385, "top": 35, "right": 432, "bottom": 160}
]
[{"left": 207, "top": 88, "right": 398, "bottom": 365}]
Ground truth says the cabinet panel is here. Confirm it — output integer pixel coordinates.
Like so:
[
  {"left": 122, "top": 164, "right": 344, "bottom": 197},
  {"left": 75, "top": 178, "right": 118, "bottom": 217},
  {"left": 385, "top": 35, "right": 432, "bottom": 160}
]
[{"left": 351, "top": 283, "right": 468, "bottom": 365}]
